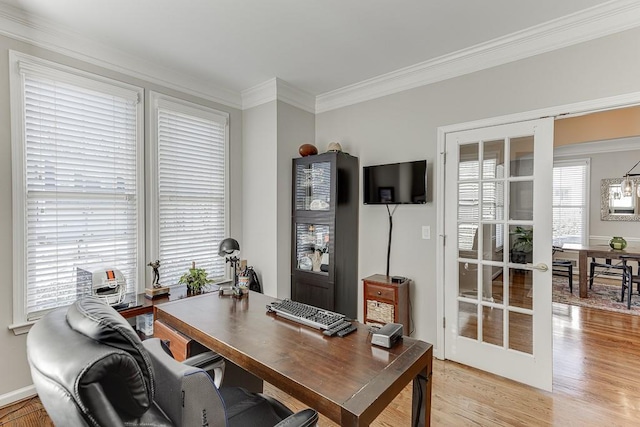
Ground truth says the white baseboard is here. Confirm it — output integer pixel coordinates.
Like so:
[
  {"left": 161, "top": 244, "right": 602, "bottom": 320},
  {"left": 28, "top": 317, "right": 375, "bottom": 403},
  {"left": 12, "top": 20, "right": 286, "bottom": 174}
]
[{"left": 0, "top": 385, "right": 36, "bottom": 408}]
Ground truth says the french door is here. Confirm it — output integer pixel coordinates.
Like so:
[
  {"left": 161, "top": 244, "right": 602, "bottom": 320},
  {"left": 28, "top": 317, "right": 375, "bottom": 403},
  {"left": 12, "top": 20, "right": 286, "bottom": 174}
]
[{"left": 444, "top": 118, "right": 554, "bottom": 391}]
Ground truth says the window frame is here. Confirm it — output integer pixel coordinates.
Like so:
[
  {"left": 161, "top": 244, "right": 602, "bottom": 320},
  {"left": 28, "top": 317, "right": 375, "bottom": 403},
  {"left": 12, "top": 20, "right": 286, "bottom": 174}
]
[
  {"left": 552, "top": 158, "right": 590, "bottom": 246},
  {"left": 147, "top": 91, "right": 230, "bottom": 286},
  {"left": 9, "top": 51, "right": 145, "bottom": 333}
]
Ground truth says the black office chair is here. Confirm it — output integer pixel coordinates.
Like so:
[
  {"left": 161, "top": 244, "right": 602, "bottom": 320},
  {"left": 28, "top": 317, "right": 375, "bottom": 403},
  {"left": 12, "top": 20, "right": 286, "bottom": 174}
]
[
  {"left": 621, "top": 255, "right": 640, "bottom": 309},
  {"left": 26, "top": 297, "right": 318, "bottom": 427},
  {"left": 589, "top": 257, "right": 625, "bottom": 289},
  {"left": 552, "top": 246, "right": 573, "bottom": 293}
]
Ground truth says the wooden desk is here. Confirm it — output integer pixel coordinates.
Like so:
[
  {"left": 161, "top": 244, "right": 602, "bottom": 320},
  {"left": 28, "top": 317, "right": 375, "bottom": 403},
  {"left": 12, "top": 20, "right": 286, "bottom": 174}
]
[
  {"left": 117, "top": 284, "right": 219, "bottom": 319},
  {"left": 563, "top": 243, "right": 640, "bottom": 298},
  {"left": 154, "top": 291, "right": 433, "bottom": 427}
]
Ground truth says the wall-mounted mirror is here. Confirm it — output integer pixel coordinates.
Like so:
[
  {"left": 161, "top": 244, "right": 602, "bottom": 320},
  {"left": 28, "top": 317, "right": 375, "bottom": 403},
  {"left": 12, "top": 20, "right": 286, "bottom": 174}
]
[{"left": 601, "top": 177, "right": 640, "bottom": 221}]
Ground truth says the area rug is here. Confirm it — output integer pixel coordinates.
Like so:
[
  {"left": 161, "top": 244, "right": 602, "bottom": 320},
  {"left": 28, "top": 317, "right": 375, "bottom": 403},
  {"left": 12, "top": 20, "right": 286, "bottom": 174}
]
[{"left": 552, "top": 276, "right": 640, "bottom": 315}]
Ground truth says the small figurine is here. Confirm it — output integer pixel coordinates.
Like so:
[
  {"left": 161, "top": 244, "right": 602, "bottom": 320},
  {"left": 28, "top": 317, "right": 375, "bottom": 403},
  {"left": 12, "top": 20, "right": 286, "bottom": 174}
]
[
  {"left": 145, "top": 260, "right": 170, "bottom": 299},
  {"left": 148, "top": 260, "right": 161, "bottom": 288}
]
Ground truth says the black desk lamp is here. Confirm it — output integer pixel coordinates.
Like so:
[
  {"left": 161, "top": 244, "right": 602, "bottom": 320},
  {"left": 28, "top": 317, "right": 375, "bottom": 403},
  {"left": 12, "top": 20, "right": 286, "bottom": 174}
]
[{"left": 218, "top": 238, "right": 240, "bottom": 292}]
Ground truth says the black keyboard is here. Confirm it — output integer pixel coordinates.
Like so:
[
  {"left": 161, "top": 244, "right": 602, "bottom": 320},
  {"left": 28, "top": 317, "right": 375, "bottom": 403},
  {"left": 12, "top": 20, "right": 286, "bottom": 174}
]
[{"left": 267, "top": 299, "right": 345, "bottom": 330}]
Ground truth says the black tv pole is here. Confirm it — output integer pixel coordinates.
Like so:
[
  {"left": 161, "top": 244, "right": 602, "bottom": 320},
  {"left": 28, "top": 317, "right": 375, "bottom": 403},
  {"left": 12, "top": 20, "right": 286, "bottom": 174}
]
[{"left": 385, "top": 204, "right": 397, "bottom": 277}]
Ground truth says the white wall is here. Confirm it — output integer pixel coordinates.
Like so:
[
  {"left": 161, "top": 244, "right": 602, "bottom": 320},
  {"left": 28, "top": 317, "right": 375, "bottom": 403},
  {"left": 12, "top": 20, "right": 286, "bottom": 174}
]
[
  {"left": 588, "top": 149, "right": 640, "bottom": 240},
  {"left": 315, "top": 27, "right": 640, "bottom": 346},
  {"left": 276, "top": 101, "right": 315, "bottom": 298},
  {"left": 241, "top": 102, "right": 278, "bottom": 296},
  {"left": 0, "top": 35, "right": 244, "bottom": 401},
  {"left": 241, "top": 100, "right": 314, "bottom": 298}
]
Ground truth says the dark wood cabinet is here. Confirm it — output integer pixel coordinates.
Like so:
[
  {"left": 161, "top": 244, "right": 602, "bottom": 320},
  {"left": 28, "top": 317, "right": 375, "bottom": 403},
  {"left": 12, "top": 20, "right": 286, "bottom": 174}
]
[
  {"left": 363, "top": 274, "right": 410, "bottom": 334},
  {"left": 291, "top": 152, "right": 358, "bottom": 318}
]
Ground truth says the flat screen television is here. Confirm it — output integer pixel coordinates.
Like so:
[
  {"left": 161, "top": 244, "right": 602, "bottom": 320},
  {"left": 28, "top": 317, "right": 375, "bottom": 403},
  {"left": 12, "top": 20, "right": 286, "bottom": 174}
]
[{"left": 363, "top": 160, "right": 427, "bottom": 204}]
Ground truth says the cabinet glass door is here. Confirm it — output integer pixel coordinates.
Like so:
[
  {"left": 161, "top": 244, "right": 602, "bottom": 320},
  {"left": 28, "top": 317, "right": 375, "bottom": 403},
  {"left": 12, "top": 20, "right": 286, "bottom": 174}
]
[
  {"left": 295, "top": 162, "right": 331, "bottom": 211},
  {"left": 294, "top": 223, "right": 330, "bottom": 274}
]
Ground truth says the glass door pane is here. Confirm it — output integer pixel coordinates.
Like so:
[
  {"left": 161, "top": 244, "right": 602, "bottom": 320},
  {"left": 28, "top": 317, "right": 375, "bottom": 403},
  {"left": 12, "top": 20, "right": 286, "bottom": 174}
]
[
  {"left": 294, "top": 223, "right": 330, "bottom": 274},
  {"left": 295, "top": 162, "right": 331, "bottom": 211}
]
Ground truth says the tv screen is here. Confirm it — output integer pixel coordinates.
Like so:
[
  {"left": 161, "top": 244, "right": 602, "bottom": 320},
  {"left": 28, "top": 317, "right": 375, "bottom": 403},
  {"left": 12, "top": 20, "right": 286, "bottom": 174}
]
[{"left": 363, "top": 160, "right": 427, "bottom": 204}]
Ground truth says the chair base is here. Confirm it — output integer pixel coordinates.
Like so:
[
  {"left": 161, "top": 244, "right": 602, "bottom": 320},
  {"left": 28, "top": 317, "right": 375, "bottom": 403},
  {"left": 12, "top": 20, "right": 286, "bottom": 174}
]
[{"left": 553, "top": 260, "right": 573, "bottom": 293}]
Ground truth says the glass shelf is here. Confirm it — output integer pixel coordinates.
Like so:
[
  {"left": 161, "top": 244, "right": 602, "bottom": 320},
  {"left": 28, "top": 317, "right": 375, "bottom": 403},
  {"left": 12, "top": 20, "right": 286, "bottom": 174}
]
[
  {"left": 294, "top": 223, "right": 329, "bottom": 274},
  {"left": 295, "top": 161, "right": 331, "bottom": 211}
]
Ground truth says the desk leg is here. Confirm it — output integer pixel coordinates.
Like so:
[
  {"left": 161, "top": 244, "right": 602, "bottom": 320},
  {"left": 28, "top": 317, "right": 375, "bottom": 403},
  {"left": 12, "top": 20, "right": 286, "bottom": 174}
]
[
  {"left": 579, "top": 250, "right": 587, "bottom": 298},
  {"left": 411, "top": 366, "right": 432, "bottom": 427},
  {"left": 221, "top": 360, "right": 263, "bottom": 393}
]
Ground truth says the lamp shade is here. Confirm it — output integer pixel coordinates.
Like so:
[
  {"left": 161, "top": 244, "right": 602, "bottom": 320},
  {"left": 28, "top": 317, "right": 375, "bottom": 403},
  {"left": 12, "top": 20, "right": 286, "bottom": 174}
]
[
  {"left": 622, "top": 176, "right": 634, "bottom": 197},
  {"left": 218, "top": 238, "right": 240, "bottom": 257}
]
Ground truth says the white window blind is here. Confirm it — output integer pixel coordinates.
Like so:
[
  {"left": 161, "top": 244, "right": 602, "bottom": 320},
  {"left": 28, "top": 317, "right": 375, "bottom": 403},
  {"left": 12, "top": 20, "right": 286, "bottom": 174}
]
[
  {"left": 16, "top": 58, "right": 142, "bottom": 320},
  {"left": 552, "top": 159, "right": 589, "bottom": 246},
  {"left": 458, "top": 158, "right": 504, "bottom": 251},
  {"left": 154, "top": 95, "right": 228, "bottom": 285}
]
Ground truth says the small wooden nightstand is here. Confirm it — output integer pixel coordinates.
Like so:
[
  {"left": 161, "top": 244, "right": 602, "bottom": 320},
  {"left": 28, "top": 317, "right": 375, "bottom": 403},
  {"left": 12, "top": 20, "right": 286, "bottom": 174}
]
[{"left": 363, "top": 274, "right": 410, "bottom": 334}]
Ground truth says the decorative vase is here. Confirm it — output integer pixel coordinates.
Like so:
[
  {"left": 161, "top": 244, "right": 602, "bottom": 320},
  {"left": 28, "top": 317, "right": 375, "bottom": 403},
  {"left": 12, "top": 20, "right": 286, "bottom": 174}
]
[{"left": 609, "top": 236, "right": 627, "bottom": 250}]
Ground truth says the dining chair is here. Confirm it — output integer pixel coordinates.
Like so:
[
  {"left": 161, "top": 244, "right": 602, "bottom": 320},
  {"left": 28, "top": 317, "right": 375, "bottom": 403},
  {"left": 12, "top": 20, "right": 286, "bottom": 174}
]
[
  {"left": 552, "top": 246, "right": 573, "bottom": 293},
  {"left": 590, "top": 257, "right": 625, "bottom": 289},
  {"left": 621, "top": 255, "right": 640, "bottom": 309}
]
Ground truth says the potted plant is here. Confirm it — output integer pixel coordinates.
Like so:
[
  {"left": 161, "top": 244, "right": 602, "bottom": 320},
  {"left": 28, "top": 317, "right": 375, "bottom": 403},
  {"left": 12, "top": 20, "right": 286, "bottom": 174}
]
[
  {"left": 178, "top": 263, "right": 212, "bottom": 294},
  {"left": 510, "top": 226, "right": 533, "bottom": 264}
]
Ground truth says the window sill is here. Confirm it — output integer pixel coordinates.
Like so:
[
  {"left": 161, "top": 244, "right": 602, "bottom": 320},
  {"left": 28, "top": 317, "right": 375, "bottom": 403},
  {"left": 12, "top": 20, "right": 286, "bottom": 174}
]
[{"left": 8, "top": 320, "right": 37, "bottom": 336}]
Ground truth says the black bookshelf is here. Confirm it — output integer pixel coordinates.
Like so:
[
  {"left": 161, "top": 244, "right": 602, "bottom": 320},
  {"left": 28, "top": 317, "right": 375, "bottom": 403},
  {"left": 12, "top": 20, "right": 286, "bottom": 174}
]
[{"left": 291, "top": 152, "right": 359, "bottom": 318}]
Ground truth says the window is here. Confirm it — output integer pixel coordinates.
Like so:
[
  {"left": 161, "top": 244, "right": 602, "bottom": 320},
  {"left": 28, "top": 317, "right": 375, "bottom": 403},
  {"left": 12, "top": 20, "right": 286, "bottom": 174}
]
[
  {"left": 552, "top": 159, "right": 589, "bottom": 246},
  {"left": 10, "top": 52, "right": 144, "bottom": 326},
  {"left": 150, "top": 92, "right": 229, "bottom": 286}
]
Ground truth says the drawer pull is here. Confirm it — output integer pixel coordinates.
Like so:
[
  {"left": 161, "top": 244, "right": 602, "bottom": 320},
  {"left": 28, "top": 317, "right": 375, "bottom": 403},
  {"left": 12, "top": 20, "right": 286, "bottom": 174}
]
[{"left": 377, "top": 291, "right": 382, "bottom": 295}]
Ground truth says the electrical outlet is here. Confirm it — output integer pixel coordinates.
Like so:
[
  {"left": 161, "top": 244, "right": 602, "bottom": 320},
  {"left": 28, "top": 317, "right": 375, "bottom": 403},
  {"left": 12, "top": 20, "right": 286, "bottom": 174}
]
[{"left": 422, "top": 226, "right": 431, "bottom": 240}]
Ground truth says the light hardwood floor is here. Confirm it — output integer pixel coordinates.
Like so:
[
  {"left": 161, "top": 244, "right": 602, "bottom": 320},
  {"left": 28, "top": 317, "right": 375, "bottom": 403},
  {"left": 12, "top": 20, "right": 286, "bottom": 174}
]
[{"left": 3, "top": 303, "right": 640, "bottom": 426}]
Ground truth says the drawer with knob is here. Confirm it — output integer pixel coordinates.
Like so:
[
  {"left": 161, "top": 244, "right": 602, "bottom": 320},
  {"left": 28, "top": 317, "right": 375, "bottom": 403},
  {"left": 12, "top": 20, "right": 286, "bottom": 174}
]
[{"left": 365, "top": 283, "right": 396, "bottom": 301}]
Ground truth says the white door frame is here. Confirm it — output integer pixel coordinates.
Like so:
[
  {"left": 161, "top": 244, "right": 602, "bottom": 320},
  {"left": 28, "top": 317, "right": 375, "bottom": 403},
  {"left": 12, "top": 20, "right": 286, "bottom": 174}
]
[{"left": 435, "top": 90, "right": 640, "bottom": 360}]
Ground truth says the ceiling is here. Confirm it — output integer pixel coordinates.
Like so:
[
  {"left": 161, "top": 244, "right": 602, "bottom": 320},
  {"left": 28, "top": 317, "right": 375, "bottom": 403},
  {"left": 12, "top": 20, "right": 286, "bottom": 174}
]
[{"left": 0, "top": 0, "right": 633, "bottom": 108}]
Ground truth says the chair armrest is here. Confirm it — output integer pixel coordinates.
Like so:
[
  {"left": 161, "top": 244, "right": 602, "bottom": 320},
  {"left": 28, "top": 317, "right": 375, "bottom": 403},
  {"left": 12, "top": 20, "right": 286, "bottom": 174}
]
[
  {"left": 183, "top": 350, "right": 225, "bottom": 388},
  {"left": 82, "top": 382, "right": 127, "bottom": 427},
  {"left": 273, "top": 408, "right": 318, "bottom": 427},
  {"left": 143, "top": 338, "right": 227, "bottom": 426}
]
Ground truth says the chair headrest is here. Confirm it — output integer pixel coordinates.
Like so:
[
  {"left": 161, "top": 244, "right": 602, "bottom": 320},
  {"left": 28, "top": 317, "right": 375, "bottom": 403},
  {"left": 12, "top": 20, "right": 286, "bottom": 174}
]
[{"left": 66, "top": 296, "right": 154, "bottom": 400}]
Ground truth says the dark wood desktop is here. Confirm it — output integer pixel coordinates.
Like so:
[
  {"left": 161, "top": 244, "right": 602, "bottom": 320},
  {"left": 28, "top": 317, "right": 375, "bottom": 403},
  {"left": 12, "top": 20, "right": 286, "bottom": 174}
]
[
  {"left": 116, "top": 284, "right": 219, "bottom": 319},
  {"left": 154, "top": 291, "right": 433, "bottom": 426}
]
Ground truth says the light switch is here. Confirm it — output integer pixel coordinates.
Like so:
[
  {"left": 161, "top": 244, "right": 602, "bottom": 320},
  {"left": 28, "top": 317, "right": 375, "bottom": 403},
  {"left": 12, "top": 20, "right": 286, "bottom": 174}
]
[{"left": 422, "top": 226, "right": 431, "bottom": 240}]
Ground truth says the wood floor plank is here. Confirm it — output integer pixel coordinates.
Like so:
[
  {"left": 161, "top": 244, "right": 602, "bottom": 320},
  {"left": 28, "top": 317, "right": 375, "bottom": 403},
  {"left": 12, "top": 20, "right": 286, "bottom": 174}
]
[
  {"left": 0, "top": 396, "right": 53, "bottom": 427},
  {"left": 4, "top": 302, "right": 640, "bottom": 426}
]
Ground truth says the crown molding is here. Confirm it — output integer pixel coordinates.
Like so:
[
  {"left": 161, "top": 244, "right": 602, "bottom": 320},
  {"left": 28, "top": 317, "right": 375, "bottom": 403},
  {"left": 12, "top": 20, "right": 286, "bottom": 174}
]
[
  {"left": 554, "top": 136, "right": 640, "bottom": 157},
  {"left": 316, "top": 0, "right": 640, "bottom": 113},
  {"left": 274, "top": 79, "right": 316, "bottom": 114},
  {"left": 2, "top": 1, "right": 639, "bottom": 115},
  {"left": 0, "top": 3, "right": 243, "bottom": 110},
  {"left": 241, "top": 78, "right": 277, "bottom": 110},
  {"left": 241, "top": 78, "right": 315, "bottom": 113}
]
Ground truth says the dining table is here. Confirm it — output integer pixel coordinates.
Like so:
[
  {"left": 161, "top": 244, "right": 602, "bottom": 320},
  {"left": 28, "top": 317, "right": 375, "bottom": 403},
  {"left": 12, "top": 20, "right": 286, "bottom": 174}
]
[{"left": 562, "top": 243, "right": 640, "bottom": 298}]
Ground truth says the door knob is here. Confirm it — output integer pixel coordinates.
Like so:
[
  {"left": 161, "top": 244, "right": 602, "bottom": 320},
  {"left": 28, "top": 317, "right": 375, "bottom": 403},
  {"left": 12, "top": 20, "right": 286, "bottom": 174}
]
[{"left": 527, "top": 263, "right": 549, "bottom": 272}]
